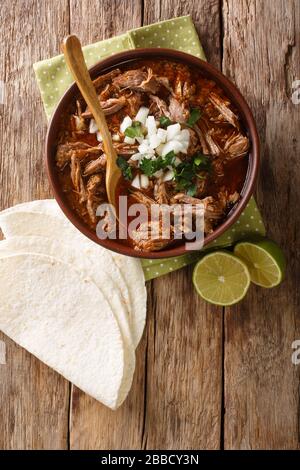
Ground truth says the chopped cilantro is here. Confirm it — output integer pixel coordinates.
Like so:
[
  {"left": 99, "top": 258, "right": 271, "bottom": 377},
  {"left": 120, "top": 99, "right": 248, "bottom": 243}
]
[
  {"left": 139, "top": 158, "right": 156, "bottom": 177},
  {"left": 138, "top": 150, "right": 210, "bottom": 196},
  {"left": 117, "top": 156, "right": 133, "bottom": 180},
  {"left": 159, "top": 116, "right": 172, "bottom": 128},
  {"left": 139, "top": 151, "right": 176, "bottom": 177},
  {"left": 174, "top": 153, "right": 211, "bottom": 194},
  {"left": 186, "top": 108, "right": 201, "bottom": 127},
  {"left": 124, "top": 121, "right": 143, "bottom": 138},
  {"left": 163, "top": 151, "right": 176, "bottom": 167},
  {"left": 186, "top": 184, "right": 197, "bottom": 197},
  {"left": 193, "top": 153, "right": 211, "bottom": 171}
]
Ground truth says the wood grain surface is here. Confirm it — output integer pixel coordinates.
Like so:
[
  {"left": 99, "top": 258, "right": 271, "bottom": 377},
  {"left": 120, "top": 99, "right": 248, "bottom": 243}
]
[
  {"left": 0, "top": 0, "right": 299, "bottom": 450},
  {"left": 0, "top": 0, "right": 70, "bottom": 450},
  {"left": 222, "top": 0, "right": 300, "bottom": 449}
]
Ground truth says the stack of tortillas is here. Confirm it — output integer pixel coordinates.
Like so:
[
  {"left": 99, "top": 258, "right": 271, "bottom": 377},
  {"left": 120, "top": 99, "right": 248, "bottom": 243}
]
[{"left": 0, "top": 200, "right": 147, "bottom": 410}]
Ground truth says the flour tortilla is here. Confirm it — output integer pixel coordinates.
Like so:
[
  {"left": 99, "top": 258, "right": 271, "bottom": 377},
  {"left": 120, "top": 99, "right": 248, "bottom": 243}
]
[
  {"left": 0, "top": 203, "right": 147, "bottom": 347},
  {"left": 110, "top": 252, "right": 147, "bottom": 346},
  {"left": 0, "top": 199, "right": 62, "bottom": 217},
  {"left": 0, "top": 253, "right": 124, "bottom": 409},
  {"left": 0, "top": 236, "right": 135, "bottom": 407},
  {"left": 0, "top": 209, "right": 134, "bottom": 341}
]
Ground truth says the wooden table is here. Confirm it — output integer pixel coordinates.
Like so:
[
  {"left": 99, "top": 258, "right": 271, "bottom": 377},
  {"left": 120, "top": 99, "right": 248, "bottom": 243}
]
[{"left": 0, "top": 0, "right": 299, "bottom": 450}]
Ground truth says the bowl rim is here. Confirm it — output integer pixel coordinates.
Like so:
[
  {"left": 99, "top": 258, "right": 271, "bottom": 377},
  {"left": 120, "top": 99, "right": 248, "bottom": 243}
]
[{"left": 46, "top": 47, "right": 260, "bottom": 259}]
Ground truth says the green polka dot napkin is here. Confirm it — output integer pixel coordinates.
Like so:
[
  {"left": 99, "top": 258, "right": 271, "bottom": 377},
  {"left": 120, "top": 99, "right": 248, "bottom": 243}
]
[{"left": 33, "top": 15, "right": 265, "bottom": 281}]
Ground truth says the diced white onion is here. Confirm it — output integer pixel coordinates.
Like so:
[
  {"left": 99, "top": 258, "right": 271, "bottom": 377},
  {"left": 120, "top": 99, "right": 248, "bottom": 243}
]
[
  {"left": 157, "top": 128, "right": 167, "bottom": 143},
  {"left": 140, "top": 174, "right": 149, "bottom": 189},
  {"left": 149, "top": 134, "right": 162, "bottom": 149},
  {"left": 130, "top": 153, "right": 142, "bottom": 161},
  {"left": 180, "top": 141, "right": 189, "bottom": 154},
  {"left": 162, "top": 169, "right": 175, "bottom": 182},
  {"left": 138, "top": 142, "right": 148, "bottom": 153},
  {"left": 180, "top": 139, "right": 189, "bottom": 148},
  {"left": 136, "top": 136, "right": 144, "bottom": 144},
  {"left": 131, "top": 174, "right": 141, "bottom": 189},
  {"left": 112, "top": 133, "right": 120, "bottom": 142},
  {"left": 96, "top": 132, "right": 103, "bottom": 142},
  {"left": 161, "top": 140, "right": 182, "bottom": 156},
  {"left": 89, "top": 119, "right": 98, "bottom": 134},
  {"left": 166, "top": 123, "right": 181, "bottom": 141},
  {"left": 174, "top": 133, "right": 188, "bottom": 143},
  {"left": 124, "top": 136, "right": 136, "bottom": 145},
  {"left": 153, "top": 169, "right": 164, "bottom": 178},
  {"left": 180, "top": 129, "right": 190, "bottom": 141},
  {"left": 155, "top": 144, "right": 165, "bottom": 156},
  {"left": 174, "top": 157, "right": 182, "bottom": 167},
  {"left": 138, "top": 142, "right": 155, "bottom": 156},
  {"left": 175, "top": 141, "right": 186, "bottom": 153},
  {"left": 146, "top": 115, "right": 157, "bottom": 136},
  {"left": 120, "top": 115, "right": 132, "bottom": 133},
  {"left": 135, "top": 106, "right": 149, "bottom": 125}
]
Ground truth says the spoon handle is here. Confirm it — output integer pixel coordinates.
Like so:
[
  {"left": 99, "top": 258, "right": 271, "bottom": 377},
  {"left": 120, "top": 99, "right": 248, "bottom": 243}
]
[{"left": 62, "top": 35, "right": 120, "bottom": 204}]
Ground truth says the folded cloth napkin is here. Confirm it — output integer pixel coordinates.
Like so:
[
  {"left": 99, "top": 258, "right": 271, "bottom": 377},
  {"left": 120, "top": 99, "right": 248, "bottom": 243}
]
[{"left": 33, "top": 15, "right": 265, "bottom": 281}]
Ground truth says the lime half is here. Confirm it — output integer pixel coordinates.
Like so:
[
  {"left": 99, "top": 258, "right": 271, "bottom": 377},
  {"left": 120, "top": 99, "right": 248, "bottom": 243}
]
[
  {"left": 234, "top": 240, "right": 285, "bottom": 288},
  {"left": 193, "top": 251, "right": 250, "bottom": 306}
]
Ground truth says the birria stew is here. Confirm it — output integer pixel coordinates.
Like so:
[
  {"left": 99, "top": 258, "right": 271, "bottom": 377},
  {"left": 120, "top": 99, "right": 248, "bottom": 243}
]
[{"left": 55, "top": 59, "right": 249, "bottom": 251}]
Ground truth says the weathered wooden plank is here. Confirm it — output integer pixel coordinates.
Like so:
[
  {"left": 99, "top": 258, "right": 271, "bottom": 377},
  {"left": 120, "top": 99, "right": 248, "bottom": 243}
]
[
  {"left": 140, "top": 0, "right": 223, "bottom": 450},
  {"left": 0, "top": 335, "right": 70, "bottom": 450},
  {"left": 144, "top": 0, "right": 221, "bottom": 68},
  {"left": 68, "top": 0, "right": 145, "bottom": 450},
  {"left": 142, "top": 269, "right": 223, "bottom": 450},
  {"left": 69, "top": 0, "right": 142, "bottom": 43},
  {"left": 223, "top": 0, "right": 300, "bottom": 449},
  {"left": 0, "top": 0, "right": 70, "bottom": 449}
]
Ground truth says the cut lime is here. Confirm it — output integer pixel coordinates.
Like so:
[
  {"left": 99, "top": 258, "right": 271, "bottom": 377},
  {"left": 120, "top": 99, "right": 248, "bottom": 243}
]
[
  {"left": 192, "top": 251, "right": 250, "bottom": 306},
  {"left": 234, "top": 240, "right": 285, "bottom": 288}
]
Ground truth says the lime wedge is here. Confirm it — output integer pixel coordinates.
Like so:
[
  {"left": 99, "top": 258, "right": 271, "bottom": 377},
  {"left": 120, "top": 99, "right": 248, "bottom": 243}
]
[
  {"left": 234, "top": 240, "right": 285, "bottom": 288},
  {"left": 192, "top": 251, "right": 250, "bottom": 306}
]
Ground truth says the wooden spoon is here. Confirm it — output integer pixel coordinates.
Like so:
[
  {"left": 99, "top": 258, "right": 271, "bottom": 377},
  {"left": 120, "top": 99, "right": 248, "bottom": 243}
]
[{"left": 62, "top": 35, "right": 121, "bottom": 207}]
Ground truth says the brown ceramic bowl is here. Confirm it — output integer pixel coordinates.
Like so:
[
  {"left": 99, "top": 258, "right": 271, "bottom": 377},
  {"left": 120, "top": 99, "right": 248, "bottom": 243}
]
[{"left": 46, "top": 48, "right": 259, "bottom": 259}]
